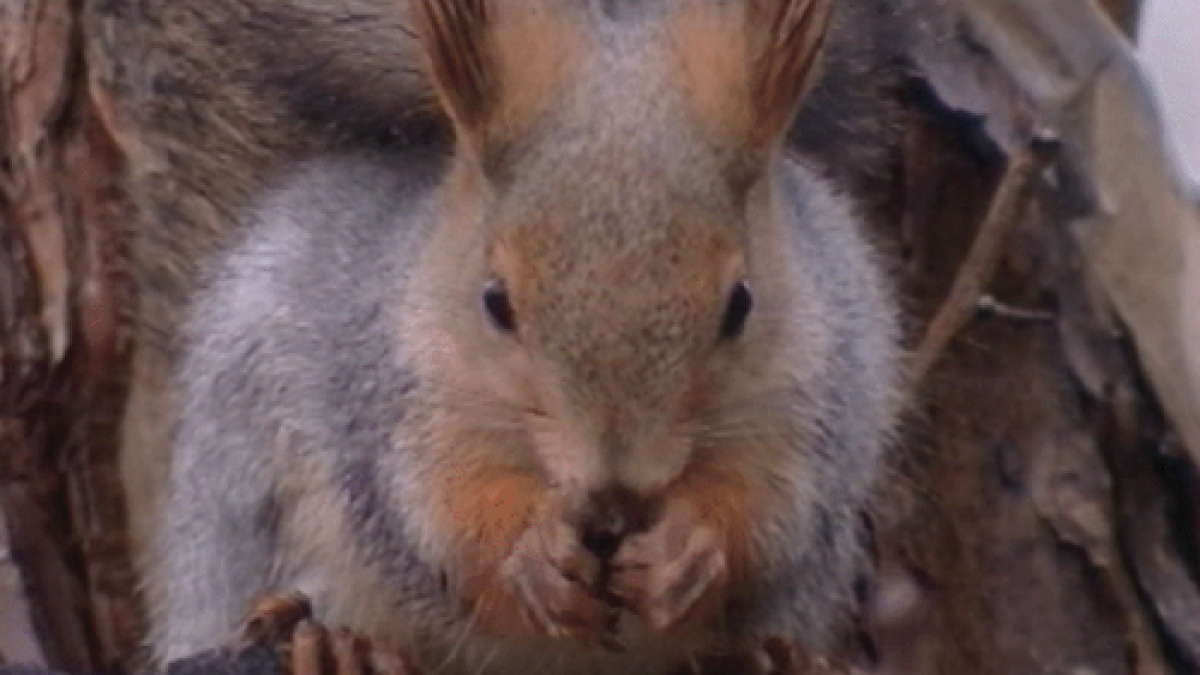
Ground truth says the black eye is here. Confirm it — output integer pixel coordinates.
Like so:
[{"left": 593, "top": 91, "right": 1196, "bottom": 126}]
[
  {"left": 483, "top": 280, "right": 516, "bottom": 332},
  {"left": 719, "top": 281, "right": 752, "bottom": 341}
]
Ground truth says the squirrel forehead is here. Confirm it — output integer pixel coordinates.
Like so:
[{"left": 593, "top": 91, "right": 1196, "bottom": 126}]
[
  {"left": 480, "top": 129, "right": 749, "bottom": 309},
  {"left": 491, "top": 218, "right": 734, "bottom": 407},
  {"left": 485, "top": 188, "right": 744, "bottom": 335},
  {"left": 482, "top": 211, "right": 738, "bottom": 418},
  {"left": 497, "top": 137, "right": 741, "bottom": 223},
  {"left": 488, "top": 198, "right": 744, "bottom": 297}
]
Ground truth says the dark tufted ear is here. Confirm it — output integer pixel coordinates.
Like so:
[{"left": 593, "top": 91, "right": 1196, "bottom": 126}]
[
  {"left": 745, "top": 0, "right": 834, "bottom": 148},
  {"left": 410, "top": 0, "right": 579, "bottom": 161},
  {"left": 411, "top": 0, "right": 495, "bottom": 137},
  {"left": 669, "top": 0, "right": 832, "bottom": 163}
]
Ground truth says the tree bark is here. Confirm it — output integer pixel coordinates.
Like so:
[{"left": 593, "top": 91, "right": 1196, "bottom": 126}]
[{"left": 1, "top": 0, "right": 141, "bottom": 671}]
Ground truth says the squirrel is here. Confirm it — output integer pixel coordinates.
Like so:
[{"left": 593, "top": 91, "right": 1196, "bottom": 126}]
[
  {"left": 147, "top": 0, "right": 904, "bottom": 673},
  {"left": 88, "top": 0, "right": 937, "bottom": 580},
  {"left": 89, "top": 0, "right": 936, "bottom": 573}
]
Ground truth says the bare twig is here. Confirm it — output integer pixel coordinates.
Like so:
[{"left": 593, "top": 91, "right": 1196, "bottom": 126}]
[
  {"left": 911, "top": 130, "right": 1060, "bottom": 382},
  {"left": 975, "top": 294, "right": 1056, "bottom": 323}
]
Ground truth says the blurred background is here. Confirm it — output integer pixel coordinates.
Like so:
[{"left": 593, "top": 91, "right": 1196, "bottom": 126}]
[{"left": 1140, "top": 0, "right": 1200, "bottom": 185}]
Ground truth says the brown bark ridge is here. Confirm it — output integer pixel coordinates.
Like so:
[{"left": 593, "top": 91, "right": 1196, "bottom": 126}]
[
  {"left": 1, "top": 0, "right": 141, "bottom": 671},
  {"left": 863, "top": 0, "right": 1200, "bottom": 672}
]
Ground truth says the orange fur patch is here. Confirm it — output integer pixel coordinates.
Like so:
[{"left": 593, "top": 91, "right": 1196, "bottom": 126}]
[
  {"left": 432, "top": 456, "right": 547, "bottom": 636},
  {"left": 669, "top": 459, "right": 757, "bottom": 591}
]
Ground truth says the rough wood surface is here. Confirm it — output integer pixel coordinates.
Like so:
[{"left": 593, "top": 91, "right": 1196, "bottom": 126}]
[{"left": 1, "top": 0, "right": 141, "bottom": 671}]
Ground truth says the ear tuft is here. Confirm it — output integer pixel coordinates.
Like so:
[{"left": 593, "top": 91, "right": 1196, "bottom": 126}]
[
  {"left": 411, "top": 0, "right": 495, "bottom": 137},
  {"left": 746, "top": 0, "right": 833, "bottom": 147}
]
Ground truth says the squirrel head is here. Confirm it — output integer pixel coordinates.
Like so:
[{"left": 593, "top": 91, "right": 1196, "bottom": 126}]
[{"left": 408, "top": 0, "right": 834, "bottom": 502}]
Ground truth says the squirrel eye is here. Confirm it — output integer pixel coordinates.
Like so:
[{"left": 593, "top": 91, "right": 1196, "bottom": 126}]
[
  {"left": 483, "top": 280, "right": 516, "bottom": 332},
  {"left": 719, "top": 281, "right": 753, "bottom": 341}
]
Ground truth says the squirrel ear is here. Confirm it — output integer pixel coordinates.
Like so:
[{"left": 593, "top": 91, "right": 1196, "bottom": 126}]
[
  {"left": 745, "top": 0, "right": 833, "bottom": 148},
  {"left": 411, "top": 0, "right": 578, "bottom": 163},
  {"left": 411, "top": 0, "right": 497, "bottom": 144}
]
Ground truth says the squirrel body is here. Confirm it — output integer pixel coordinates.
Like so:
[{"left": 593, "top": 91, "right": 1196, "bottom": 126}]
[
  {"left": 148, "top": 1, "right": 906, "bottom": 672},
  {"left": 91, "top": 0, "right": 940, "bottom": 589}
]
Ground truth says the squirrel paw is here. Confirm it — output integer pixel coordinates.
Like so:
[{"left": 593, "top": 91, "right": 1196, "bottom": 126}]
[
  {"left": 289, "top": 622, "right": 419, "bottom": 675},
  {"left": 609, "top": 501, "right": 727, "bottom": 632},
  {"left": 688, "top": 639, "right": 858, "bottom": 675},
  {"left": 231, "top": 593, "right": 421, "bottom": 675},
  {"left": 502, "top": 514, "right": 615, "bottom": 642},
  {"left": 237, "top": 592, "right": 315, "bottom": 651},
  {"left": 758, "top": 638, "right": 855, "bottom": 675}
]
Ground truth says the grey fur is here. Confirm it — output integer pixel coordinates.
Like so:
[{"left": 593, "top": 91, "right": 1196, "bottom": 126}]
[{"left": 153, "top": 155, "right": 450, "bottom": 660}]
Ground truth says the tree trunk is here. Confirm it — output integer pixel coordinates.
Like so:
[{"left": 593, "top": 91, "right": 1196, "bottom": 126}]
[{"left": 1, "top": 0, "right": 141, "bottom": 671}]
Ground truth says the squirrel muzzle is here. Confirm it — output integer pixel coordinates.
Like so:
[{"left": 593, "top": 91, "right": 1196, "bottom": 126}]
[{"left": 575, "top": 486, "right": 656, "bottom": 561}]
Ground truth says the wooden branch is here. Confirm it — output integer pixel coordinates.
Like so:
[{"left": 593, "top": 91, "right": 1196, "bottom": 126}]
[{"left": 911, "top": 130, "right": 1059, "bottom": 383}]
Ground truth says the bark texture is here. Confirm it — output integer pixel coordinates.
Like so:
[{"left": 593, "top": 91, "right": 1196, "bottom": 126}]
[{"left": 1, "top": 0, "right": 140, "bottom": 671}]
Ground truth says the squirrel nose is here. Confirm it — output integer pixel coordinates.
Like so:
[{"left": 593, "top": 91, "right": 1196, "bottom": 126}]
[{"left": 577, "top": 486, "right": 651, "bottom": 560}]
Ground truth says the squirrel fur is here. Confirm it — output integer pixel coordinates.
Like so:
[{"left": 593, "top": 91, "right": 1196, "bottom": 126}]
[
  {"left": 88, "top": 0, "right": 938, "bottom": 568},
  {"left": 148, "top": 1, "right": 905, "bottom": 673}
]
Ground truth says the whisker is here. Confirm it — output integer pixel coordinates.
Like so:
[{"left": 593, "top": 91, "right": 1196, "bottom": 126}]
[{"left": 434, "top": 594, "right": 484, "bottom": 675}]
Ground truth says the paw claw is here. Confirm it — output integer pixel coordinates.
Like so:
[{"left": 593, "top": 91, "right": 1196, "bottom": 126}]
[
  {"left": 503, "top": 514, "right": 610, "bottom": 642},
  {"left": 610, "top": 505, "right": 728, "bottom": 632},
  {"left": 237, "top": 592, "right": 314, "bottom": 649}
]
